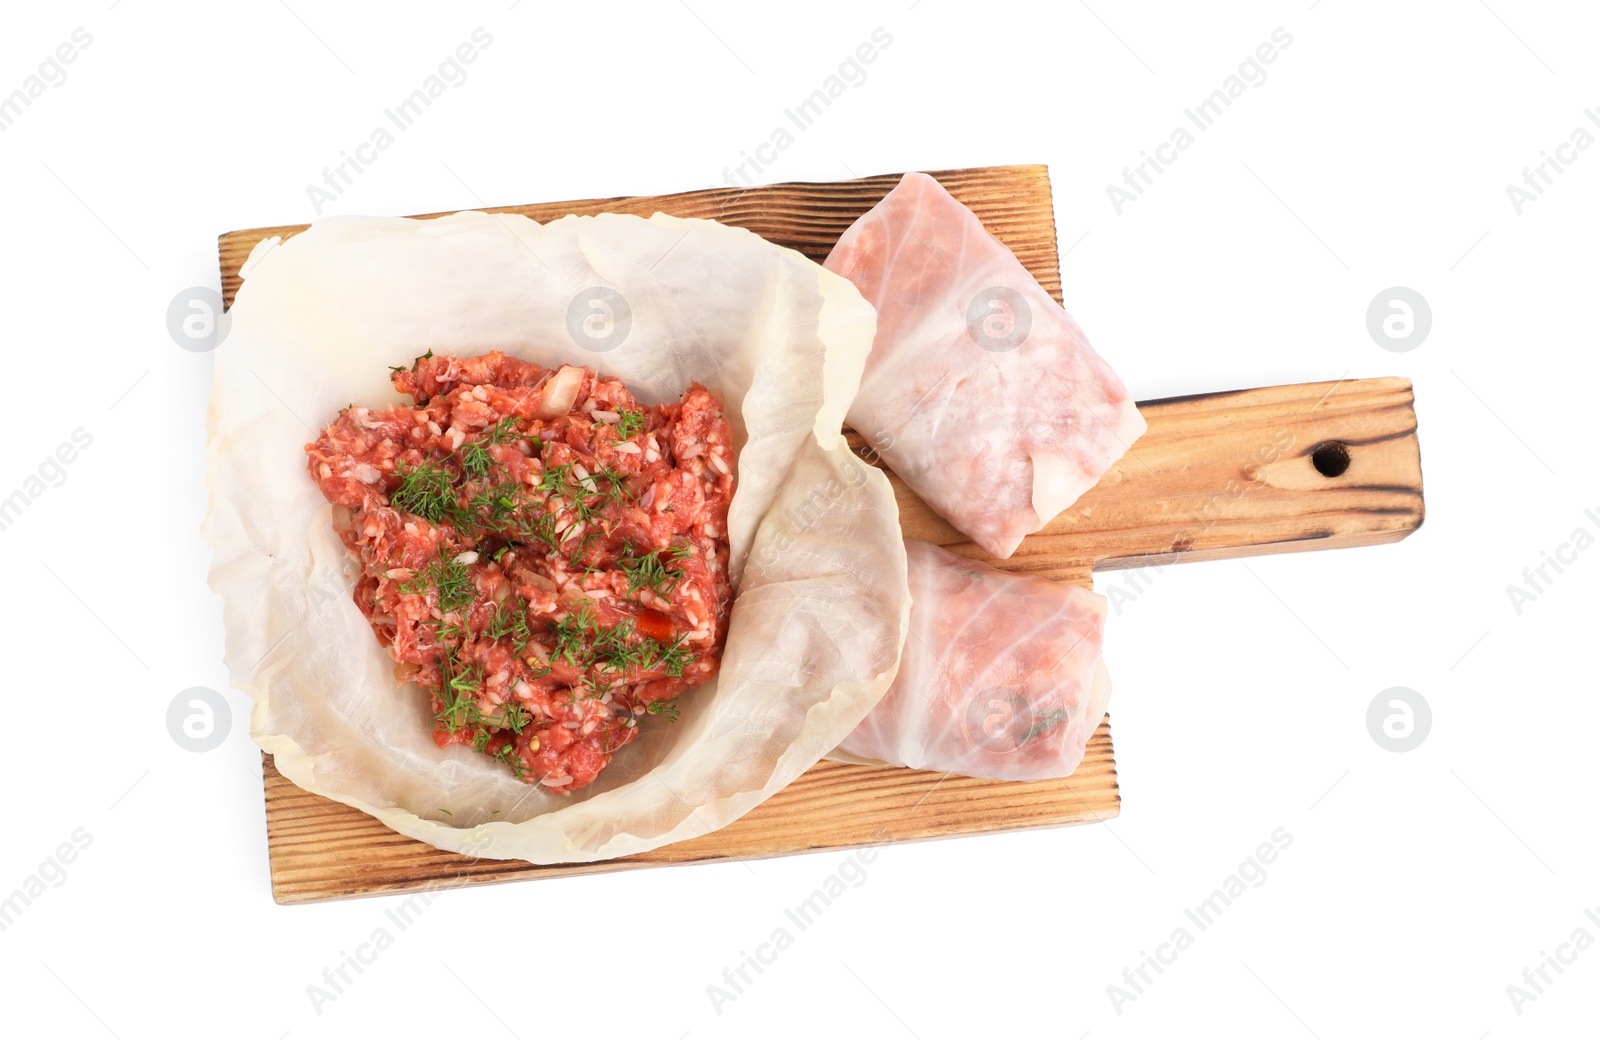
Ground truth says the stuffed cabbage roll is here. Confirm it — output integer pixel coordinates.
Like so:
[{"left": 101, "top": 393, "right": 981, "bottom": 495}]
[
  {"left": 834, "top": 539, "right": 1111, "bottom": 782},
  {"left": 826, "top": 172, "right": 1146, "bottom": 559}
]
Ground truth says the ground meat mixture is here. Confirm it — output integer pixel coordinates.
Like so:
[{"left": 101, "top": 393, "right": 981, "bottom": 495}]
[{"left": 305, "top": 351, "right": 736, "bottom": 792}]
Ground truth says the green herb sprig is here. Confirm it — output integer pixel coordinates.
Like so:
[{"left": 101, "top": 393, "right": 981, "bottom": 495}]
[
  {"left": 545, "top": 601, "right": 691, "bottom": 680},
  {"left": 617, "top": 542, "right": 692, "bottom": 596},
  {"left": 399, "top": 548, "right": 476, "bottom": 614},
  {"left": 391, "top": 460, "right": 457, "bottom": 524},
  {"left": 460, "top": 416, "right": 521, "bottom": 480},
  {"left": 645, "top": 699, "right": 681, "bottom": 722},
  {"left": 614, "top": 409, "right": 646, "bottom": 439}
]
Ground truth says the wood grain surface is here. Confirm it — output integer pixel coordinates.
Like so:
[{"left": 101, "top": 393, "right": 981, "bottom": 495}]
[
  {"left": 218, "top": 164, "right": 1061, "bottom": 309},
  {"left": 857, "top": 376, "right": 1424, "bottom": 585},
  {"left": 220, "top": 166, "right": 1424, "bottom": 904},
  {"left": 263, "top": 721, "right": 1120, "bottom": 904}
]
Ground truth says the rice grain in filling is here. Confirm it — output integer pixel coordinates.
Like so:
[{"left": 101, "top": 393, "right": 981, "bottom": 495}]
[{"left": 305, "top": 351, "right": 736, "bottom": 793}]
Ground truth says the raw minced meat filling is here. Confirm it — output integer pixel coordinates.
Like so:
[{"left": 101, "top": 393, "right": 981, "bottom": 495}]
[{"left": 305, "top": 351, "right": 736, "bottom": 793}]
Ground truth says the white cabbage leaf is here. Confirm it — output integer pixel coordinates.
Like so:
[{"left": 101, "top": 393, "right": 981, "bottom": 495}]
[{"left": 203, "top": 210, "right": 908, "bottom": 863}]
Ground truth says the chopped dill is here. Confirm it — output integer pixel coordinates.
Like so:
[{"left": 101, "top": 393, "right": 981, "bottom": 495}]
[
  {"left": 1023, "top": 708, "right": 1071, "bottom": 744},
  {"left": 534, "top": 462, "right": 628, "bottom": 529},
  {"left": 485, "top": 596, "right": 533, "bottom": 653},
  {"left": 617, "top": 542, "right": 687, "bottom": 595},
  {"left": 495, "top": 743, "right": 531, "bottom": 782},
  {"left": 459, "top": 441, "right": 493, "bottom": 480},
  {"left": 434, "top": 653, "right": 484, "bottom": 734},
  {"left": 477, "top": 703, "right": 529, "bottom": 735},
  {"left": 463, "top": 480, "right": 524, "bottom": 531},
  {"left": 459, "top": 416, "right": 520, "bottom": 480},
  {"left": 390, "top": 460, "right": 457, "bottom": 524},
  {"left": 614, "top": 409, "right": 646, "bottom": 439},
  {"left": 549, "top": 601, "right": 599, "bottom": 666},
  {"left": 400, "top": 548, "right": 476, "bottom": 614},
  {"left": 587, "top": 468, "right": 630, "bottom": 511},
  {"left": 543, "top": 602, "right": 689, "bottom": 679},
  {"left": 645, "top": 699, "right": 681, "bottom": 722},
  {"left": 515, "top": 508, "right": 562, "bottom": 553},
  {"left": 652, "top": 636, "right": 693, "bottom": 678},
  {"left": 535, "top": 461, "right": 573, "bottom": 497}
]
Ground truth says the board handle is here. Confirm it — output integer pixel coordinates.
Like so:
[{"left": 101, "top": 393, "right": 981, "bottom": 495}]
[{"left": 851, "top": 377, "right": 1424, "bottom": 584}]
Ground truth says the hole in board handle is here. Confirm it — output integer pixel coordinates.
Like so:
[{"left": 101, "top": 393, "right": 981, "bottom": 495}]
[{"left": 1311, "top": 441, "right": 1351, "bottom": 478}]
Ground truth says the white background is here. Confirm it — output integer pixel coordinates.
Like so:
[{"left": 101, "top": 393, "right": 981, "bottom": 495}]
[{"left": 1, "top": 1, "right": 1595, "bottom": 1037}]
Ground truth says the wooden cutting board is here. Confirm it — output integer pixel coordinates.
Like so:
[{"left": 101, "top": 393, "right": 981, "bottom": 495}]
[{"left": 218, "top": 166, "right": 1425, "bottom": 904}]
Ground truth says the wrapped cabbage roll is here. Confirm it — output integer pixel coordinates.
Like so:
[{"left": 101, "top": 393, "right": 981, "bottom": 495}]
[
  {"left": 833, "top": 539, "right": 1111, "bottom": 782},
  {"left": 826, "top": 172, "right": 1146, "bottom": 559}
]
